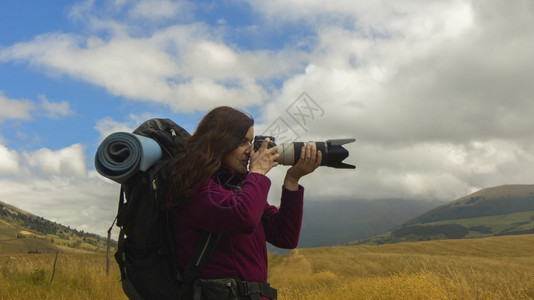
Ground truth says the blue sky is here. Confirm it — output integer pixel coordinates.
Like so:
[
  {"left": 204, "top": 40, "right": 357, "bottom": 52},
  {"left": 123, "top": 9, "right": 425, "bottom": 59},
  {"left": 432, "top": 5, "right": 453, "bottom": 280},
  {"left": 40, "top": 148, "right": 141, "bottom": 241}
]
[{"left": 2, "top": 0, "right": 534, "bottom": 236}]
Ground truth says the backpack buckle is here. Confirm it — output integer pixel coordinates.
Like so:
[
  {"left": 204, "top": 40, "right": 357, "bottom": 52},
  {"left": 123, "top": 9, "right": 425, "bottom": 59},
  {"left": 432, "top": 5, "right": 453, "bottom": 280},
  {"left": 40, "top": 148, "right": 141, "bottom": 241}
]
[
  {"left": 237, "top": 281, "right": 262, "bottom": 296},
  {"left": 237, "top": 281, "right": 277, "bottom": 299}
]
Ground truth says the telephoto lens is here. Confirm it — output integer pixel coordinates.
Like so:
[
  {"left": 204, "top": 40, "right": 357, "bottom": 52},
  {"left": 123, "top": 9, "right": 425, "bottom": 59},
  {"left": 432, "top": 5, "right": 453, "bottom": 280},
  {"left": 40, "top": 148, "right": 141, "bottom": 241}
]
[{"left": 253, "top": 136, "right": 355, "bottom": 169}]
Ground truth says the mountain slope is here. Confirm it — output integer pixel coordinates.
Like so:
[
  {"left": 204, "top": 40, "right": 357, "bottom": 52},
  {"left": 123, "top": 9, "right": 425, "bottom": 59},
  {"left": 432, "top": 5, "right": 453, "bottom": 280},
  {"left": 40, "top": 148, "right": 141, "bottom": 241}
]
[
  {"left": 405, "top": 184, "right": 534, "bottom": 225},
  {"left": 0, "top": 201, "right": 111, "bottom": 254},
  {"left": 353, "top": 184, "right": 534, "bottom": 245},
  {"left": 268, "top": 198, "right": 443, "bottom": 252}
]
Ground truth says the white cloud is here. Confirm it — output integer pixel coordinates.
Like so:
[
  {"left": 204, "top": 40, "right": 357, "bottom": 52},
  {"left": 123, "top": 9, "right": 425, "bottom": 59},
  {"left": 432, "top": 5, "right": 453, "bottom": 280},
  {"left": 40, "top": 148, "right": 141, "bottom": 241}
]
[
  {"left": 251, "top": 0, "right": 534, "bottom": 203},
  {"left": 38, "top": 94, "right": 75, "bottom": 119},
  {"left": 0, "top": 91, "right": 35, "bottom": 121},
  {"left": 0, "top": 143, "right": 117, "bottom": 236},
  {"left": 94, "top": 117, "right": 134, "bottom": 141},
  {"left": 129, "top": 0, "right": 191, "bottom": 20},
  {"left": 0, "top": 172, "right": 118, "bottom": 237},
  {"left": 0, "top": 145, "right": 21, "bottom": 175},
  {"left": 93, "top": 113, "right": 171, "bottom": 141},
  {"left": 246, "top": 0, "right": 473, "bottom": 37},
  {"left": 24, "top": 144, "right": 87, "bottom": 176},
  {"left": 0, "top": 16, "right": 308, "bottom": 113},
  {"left": 259, "top": 1, "right": 534, "bottom": 143},
  {"left": 69, "top": 0, "right": 96, "bottom": 22}
]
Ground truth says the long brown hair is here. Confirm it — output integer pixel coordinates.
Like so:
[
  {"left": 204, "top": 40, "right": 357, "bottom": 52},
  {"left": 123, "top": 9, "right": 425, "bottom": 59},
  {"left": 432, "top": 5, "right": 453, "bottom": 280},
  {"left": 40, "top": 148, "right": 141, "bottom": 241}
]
[{"left": 166, "top": 106, "right": 254, "bottom": 209}]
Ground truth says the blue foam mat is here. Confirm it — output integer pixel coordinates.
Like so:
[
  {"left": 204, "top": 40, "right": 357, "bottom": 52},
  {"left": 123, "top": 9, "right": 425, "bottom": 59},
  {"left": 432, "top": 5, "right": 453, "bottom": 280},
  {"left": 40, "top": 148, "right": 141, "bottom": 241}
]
[{"left": 95, "top": 132, "right": 162, "bottom": 184}]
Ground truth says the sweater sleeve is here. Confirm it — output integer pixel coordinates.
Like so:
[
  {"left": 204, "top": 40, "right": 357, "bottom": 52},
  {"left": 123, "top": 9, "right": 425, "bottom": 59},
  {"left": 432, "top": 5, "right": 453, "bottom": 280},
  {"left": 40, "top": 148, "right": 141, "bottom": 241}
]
[
  {"left": 181, "top": 172, "right": 272, "bottom": 234},
  {"left": 262, "top": 185, "right": 304, "bottom": 249}
]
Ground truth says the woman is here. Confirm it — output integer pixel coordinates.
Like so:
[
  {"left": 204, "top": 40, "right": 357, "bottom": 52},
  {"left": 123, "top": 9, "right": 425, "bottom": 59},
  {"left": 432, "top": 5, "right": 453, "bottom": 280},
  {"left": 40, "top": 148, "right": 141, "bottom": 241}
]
[{"left": 167, "top": 106, "right": 321, "bottom": 299}]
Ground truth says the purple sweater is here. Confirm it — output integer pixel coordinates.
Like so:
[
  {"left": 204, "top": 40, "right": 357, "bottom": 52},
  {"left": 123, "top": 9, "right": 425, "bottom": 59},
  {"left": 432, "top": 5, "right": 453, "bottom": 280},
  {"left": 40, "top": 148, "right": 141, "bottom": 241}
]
[{"left": 173, "top": 167, "right": 304, "bottom": 282}]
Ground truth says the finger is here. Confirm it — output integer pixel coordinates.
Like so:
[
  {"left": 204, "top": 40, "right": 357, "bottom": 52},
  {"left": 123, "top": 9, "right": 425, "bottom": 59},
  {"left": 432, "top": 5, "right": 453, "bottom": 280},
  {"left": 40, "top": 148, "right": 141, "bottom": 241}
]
[
  {"left": 310, "top": 144, "right": 317, "bottom": 162},
  {"left": 305, "top": 143, "right": 312, "bottom": 161},
  {"left": 261, "top": 138, "right": 270, "bottom": 150},
  {"left": 267, "top": 145, "right": 279, "bottom": 155}
]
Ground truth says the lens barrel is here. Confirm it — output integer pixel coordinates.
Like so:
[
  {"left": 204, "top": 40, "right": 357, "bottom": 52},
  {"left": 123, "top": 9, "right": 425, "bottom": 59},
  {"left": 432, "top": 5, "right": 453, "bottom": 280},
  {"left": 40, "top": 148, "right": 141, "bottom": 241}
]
[{"left": 253, "top": 136, "right": 356, "bottom": 169}]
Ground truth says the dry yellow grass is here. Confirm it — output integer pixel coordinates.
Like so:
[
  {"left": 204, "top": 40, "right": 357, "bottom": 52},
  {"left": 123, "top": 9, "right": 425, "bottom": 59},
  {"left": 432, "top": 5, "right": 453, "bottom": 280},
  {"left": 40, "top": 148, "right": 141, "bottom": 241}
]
[
  {"left": 1, "top": 234, "right": 533, "bottom": 299},
  {"left": 269, "top": 234, "right": 534, "bottom": 299},
  {"left": 0, "top": 253, "right": 126, "bottom": 300}
]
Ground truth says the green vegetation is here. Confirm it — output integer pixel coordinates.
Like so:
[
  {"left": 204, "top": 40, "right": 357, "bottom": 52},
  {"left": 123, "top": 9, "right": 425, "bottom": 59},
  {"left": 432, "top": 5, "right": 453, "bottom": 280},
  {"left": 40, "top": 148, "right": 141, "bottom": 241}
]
[
  {"left": 0, "top": 201, "right": 114, "bottom": 255},
  {"left": 406, "top": 196, "right": 534, "bottom": 224},
  {"left": 353, "top": 185, "right": 534, "bottom": 245},
  {"left": 354, "top": 210, "right": 534, "bottom": 245},
  {"left": 405, "top": 184, "right": 534, "bottom": 225}
]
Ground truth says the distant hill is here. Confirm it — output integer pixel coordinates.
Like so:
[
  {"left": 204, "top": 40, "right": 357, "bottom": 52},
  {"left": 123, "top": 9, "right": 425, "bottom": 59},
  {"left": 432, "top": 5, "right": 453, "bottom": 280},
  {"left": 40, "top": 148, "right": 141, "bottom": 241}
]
[
  {"left": 0, "top": 200, "right": 112, "bottom": 254},
  {"left": 3, "top": 197, "right": 441, "bottom": 255},
  {"left": 353, "top": 184, "right": 534, "bottom": 245},
  {"left": 269, "top": 198, "right": 443, "bottom": 252}
]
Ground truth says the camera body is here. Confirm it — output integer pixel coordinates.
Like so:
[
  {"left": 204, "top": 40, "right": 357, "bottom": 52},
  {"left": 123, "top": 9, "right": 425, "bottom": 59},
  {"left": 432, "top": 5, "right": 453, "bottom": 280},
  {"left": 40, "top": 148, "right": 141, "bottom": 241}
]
[
  {"left": 253, "top": 136, "right": 355, "bottom": 169},
  {"left": 253, "top": 135, "right": 277, "bottom": 151}
]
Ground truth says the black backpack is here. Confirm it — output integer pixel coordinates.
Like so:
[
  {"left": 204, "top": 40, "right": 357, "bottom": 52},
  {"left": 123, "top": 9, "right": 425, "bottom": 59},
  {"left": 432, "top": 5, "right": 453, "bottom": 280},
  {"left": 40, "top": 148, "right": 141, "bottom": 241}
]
[{"left": 109, "top": 118, "right": 220, "bottom": 300}]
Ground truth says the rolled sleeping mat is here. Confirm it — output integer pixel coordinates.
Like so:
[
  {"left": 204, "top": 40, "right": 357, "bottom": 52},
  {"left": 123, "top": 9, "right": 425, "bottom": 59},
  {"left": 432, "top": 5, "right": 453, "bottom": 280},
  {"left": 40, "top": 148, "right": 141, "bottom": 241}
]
[{"left": 95, "top": 132, "right": 162, "bottom": 184}]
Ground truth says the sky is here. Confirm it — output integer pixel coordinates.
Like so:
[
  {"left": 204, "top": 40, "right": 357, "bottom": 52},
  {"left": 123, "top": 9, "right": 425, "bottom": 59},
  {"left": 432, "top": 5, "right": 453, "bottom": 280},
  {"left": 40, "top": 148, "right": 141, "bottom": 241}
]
[{"left": 1, "top": 0, "right": 534, "bottom": 237}]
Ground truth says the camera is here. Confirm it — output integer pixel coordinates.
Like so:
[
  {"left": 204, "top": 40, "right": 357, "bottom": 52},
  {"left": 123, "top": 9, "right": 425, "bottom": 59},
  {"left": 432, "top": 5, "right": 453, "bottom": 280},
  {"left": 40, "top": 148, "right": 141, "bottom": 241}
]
[{"left": 253, "top": 136, "right": 356, "bottom": 169}]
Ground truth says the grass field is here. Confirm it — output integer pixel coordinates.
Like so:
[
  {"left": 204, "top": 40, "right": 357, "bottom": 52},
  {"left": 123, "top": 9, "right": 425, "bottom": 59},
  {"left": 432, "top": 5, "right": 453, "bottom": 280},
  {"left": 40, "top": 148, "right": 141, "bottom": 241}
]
[
  {"left": 0, "top": 253, "right": 126, "bottom": 300},
  {"left": 269, "top": 234, "right": 534, "bottom": 299},
  {"left": 2, "top": 234, "right": 533, "bottom": 299}
]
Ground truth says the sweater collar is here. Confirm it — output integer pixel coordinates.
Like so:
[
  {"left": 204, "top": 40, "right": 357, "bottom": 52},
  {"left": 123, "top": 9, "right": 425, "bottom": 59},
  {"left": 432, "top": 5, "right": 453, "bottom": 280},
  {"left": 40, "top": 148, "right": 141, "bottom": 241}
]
[{"left": 213, "top": 165, "right": 247, "bottom": 189}]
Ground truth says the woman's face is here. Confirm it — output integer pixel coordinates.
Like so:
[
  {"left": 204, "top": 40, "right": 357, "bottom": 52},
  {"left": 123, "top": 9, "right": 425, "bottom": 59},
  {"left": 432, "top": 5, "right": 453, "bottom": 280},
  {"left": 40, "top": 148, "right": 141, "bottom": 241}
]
[{"left": 222, "top": 126, "right": 253, "bottom": 174}]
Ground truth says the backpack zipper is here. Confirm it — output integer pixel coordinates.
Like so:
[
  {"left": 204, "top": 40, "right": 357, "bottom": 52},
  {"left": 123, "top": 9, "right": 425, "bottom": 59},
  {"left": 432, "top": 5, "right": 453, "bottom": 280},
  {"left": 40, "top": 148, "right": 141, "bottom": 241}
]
[{"left": 152, "top": 179, "right": 158, "bottom": 200}]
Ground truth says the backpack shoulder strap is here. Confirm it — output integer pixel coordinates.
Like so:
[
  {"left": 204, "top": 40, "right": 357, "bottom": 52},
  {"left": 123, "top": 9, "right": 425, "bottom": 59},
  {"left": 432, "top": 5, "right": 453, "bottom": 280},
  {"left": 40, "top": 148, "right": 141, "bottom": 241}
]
[{"left": 180, "top": 232, "right": 221, "bottom": 284}]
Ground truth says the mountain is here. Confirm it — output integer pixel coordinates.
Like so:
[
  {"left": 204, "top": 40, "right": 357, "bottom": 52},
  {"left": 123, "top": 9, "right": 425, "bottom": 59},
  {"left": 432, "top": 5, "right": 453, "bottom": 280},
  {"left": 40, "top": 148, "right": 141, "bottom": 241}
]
[
  {"left": 268, "top": 198, "right": 443, "bottom": 253},
  {"left": 2, "top": 196, "right": 442, "bottom": 255},
  {"left": 353, "top": 184, "right": 534, "bottom": 245},
  {"left": 11, "top": 182, "right": 527, "bottom": 254},
  {"left": 0, "top": 200, "right": 112, "bottom": 254}
]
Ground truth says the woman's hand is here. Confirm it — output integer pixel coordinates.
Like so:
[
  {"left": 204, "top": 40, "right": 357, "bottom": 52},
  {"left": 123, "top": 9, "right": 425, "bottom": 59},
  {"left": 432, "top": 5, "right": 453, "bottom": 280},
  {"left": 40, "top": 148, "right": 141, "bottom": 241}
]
[
  {"left": 284, "top": 143, "right": 322, "bottom": 191},
  {"left": 249, "top": 138, "right": 280, "bottom": 175}
]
